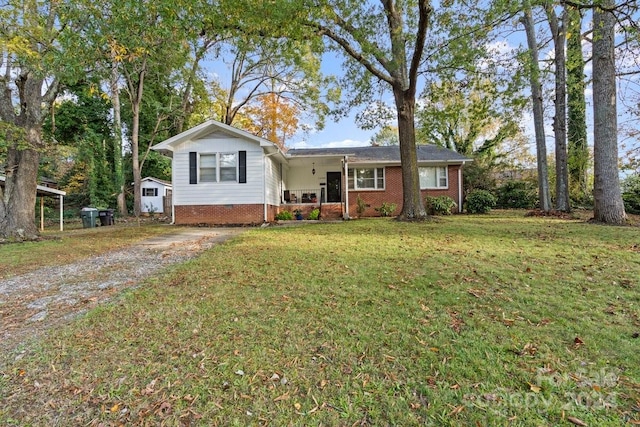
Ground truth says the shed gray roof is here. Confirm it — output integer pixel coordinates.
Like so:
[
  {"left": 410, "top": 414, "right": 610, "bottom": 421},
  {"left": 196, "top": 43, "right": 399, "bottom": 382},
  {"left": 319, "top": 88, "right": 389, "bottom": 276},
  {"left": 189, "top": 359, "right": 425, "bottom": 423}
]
[{"left": 286, "top": 145, "right": 472, "bottom": 164}]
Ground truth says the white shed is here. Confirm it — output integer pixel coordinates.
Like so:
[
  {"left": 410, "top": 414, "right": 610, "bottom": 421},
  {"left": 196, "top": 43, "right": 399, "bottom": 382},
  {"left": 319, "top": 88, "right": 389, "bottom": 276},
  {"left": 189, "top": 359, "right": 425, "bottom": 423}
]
[{"left": 140, "top": 177, "right": 172, "bottom": 214}]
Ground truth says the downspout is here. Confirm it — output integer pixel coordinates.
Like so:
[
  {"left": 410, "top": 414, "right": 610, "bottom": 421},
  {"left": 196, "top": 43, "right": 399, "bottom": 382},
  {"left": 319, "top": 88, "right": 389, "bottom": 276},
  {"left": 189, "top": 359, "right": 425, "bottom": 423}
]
[
  {"left": 170, "top": 160, "right": 176, "bottom": 224},
  {"left": 343, "top": 155, "right": 349, "bottom": 219},
  {"left": 263, "top": 151, "right": 279, "bottom": 223},
  {"left": 458, "top": 162, "right": 465, "bottom": 213}
]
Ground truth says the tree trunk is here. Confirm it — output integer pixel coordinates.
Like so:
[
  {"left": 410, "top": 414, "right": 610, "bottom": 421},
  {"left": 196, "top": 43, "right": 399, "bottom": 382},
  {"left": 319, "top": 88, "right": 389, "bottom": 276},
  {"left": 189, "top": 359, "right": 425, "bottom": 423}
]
[
  {"left": 522, "top": 3, "right": 552, "bottom": 212},
  {"left": 394, "top": 87, "right": 427, "bottom": 220},
  {"left": 132, "top": 99, "right": 142, "bottom": 218},
  {"left": 0, "top": 66, "right": 51, "bottom": 241},
  {"left": 566, "top": 7, "right": 588, "bottom": 203},
  {"left": 110, "top": 60, "right": 127, "bottom": 217},
  {"left": 592, "top": 1, "right": 626, "bottom": 224},
  {"left": 0, "top": 147, "right": 41, "bottom": 241},
  {"left": 547, "top": 5, "right": 570, "bottom": 212}
]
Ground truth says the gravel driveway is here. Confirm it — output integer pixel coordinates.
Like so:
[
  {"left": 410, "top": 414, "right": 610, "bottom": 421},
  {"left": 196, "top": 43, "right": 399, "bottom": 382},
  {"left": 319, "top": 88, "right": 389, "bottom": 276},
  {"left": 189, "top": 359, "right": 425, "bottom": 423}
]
[{"left": 0, "top": 227, "right": 244, "bottom": 354}]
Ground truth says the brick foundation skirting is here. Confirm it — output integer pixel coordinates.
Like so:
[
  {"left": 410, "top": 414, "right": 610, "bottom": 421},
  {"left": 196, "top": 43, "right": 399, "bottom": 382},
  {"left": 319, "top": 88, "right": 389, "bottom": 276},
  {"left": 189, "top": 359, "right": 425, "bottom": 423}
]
[{"left": 175, "top": 204, "right": 271, "bottom": 225}]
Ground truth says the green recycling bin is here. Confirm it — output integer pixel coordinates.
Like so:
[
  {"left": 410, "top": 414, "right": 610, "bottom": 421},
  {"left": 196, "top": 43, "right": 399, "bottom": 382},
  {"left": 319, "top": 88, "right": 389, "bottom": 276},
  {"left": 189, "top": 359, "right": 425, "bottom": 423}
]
[{"left": 81, "top": 207, "right": 99, "bottom": 228}]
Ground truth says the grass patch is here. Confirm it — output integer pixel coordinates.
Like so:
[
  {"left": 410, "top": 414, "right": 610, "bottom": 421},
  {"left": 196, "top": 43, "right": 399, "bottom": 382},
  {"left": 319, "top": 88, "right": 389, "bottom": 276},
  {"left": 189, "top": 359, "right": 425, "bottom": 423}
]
[
  {"left": 0, "top": 223, "right": 178, "bottom": 279},
  {"left": 1, "top": 212, "right": 639, "bottom": 425}
]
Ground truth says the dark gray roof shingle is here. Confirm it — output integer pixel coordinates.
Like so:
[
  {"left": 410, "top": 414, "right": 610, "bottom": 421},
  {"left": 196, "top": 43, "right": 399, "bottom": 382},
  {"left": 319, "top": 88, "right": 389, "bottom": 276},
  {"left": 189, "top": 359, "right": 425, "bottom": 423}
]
[{"left": 287, "top": 145, "right": 471, "bottom": 163}]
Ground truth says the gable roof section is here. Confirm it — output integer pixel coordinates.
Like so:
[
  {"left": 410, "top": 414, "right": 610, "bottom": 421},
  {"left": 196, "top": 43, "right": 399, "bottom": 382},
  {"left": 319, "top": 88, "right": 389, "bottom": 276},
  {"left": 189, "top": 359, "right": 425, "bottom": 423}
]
[
  {"left": 287, "top": 145, "right": 472, "bottom": 164},
  {"left": 141, "top": 177, "right": 172, "bottom": 187},
  {"left": 152, "top": 120, "right": 281, "bottom": 157}
]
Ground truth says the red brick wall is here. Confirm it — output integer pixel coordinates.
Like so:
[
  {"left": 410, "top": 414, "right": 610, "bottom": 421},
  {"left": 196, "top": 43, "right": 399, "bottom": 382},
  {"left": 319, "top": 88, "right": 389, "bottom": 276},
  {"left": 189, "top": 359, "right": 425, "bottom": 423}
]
[
  {"left": 347, "top": 165, "right": 462, "bottom": 216},
  {"left": 278, "top": 203, "right": 342, "bottom": 220},
  {"left": 175, "top": 204, "right": 271, "bottom": 225}
]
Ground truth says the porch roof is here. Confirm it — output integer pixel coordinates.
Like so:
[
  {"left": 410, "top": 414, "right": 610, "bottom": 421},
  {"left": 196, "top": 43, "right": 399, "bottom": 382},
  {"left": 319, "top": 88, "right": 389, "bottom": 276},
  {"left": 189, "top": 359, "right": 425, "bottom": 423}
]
[{"left": 286, "top": 145, "right": 472, "bottom": 164}]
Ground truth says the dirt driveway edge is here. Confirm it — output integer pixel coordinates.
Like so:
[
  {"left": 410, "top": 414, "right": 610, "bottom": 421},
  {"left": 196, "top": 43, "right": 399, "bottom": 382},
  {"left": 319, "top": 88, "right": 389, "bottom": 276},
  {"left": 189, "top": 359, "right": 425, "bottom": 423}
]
[{"left": 0, "top": 227, "right": 245, "bottom": 356}]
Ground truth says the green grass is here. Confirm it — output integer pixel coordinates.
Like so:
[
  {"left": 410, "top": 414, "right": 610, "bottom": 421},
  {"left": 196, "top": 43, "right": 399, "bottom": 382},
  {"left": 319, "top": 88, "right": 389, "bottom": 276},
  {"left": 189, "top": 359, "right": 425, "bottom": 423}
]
[
  {"left": 0, "top": 223, "right": 178, "bottom": 279},
  {"left": 1, "top": 212, "right": 639, "bottom": 426}
]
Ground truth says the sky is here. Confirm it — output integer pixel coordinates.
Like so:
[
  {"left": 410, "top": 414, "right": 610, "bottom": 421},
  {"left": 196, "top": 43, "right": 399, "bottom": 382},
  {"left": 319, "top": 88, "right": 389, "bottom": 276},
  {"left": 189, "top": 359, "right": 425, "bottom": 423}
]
[{"left": 203, "top": 6, "right": 639, "bottom": 160}]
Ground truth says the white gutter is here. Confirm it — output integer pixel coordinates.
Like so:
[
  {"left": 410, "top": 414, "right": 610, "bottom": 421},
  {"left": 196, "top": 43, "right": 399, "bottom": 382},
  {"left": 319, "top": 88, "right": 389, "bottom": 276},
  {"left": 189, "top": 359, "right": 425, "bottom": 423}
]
[
  {"left": 343, "top": 155, "right": 349, "bottom": 219},
  {"left": 264, "top": 151, "right": 280, "bottom": 223}
]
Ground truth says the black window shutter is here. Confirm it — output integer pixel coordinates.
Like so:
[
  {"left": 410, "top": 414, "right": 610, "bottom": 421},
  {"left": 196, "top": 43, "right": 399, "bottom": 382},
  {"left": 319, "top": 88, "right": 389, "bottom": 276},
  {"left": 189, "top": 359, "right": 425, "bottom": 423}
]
[
  {"left": 189, "top": 152, "right": 197, "bottom": 184},
  {"left": 239, "top": 151, "right": 247, "bottom": 184}
]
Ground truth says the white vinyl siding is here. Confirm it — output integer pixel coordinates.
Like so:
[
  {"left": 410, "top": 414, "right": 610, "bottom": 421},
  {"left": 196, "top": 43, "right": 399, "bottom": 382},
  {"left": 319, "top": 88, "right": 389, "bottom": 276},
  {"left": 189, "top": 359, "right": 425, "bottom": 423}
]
[
  {"left": 348, "top": 167, "right": 385, "bottom": 190},
  {"left": 265, "top": 156, "right": 281, "bottom": 205},
  {"left": 172, "top": 133, "right": 265, "bottom": 205},
  {"left": 140, "top": 180, "right": 169, "bottom": 213},
  {"left": 419, "top": 166, "right": 448, "bottom": 189}
]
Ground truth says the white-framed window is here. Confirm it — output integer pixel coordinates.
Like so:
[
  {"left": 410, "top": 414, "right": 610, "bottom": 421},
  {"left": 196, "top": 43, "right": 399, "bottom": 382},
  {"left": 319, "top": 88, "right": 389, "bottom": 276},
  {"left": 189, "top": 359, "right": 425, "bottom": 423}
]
[
  {"left": 348, "top": 167, "right": 385, "bottom": 190},
  {"left": 419, "top": 166, "right": 448, "bottom": 189},
  {"left": 219, "top": 152, "right": 237, "bottom": 182},
  {"left": 199, "top": 152, "right": 237, "bottom": 183},
  {"left": 200, "top": 153, "right": 217, "bottom": 182},
  {"left": 142, "top": 188, "right": 158, "bottom": 197}
]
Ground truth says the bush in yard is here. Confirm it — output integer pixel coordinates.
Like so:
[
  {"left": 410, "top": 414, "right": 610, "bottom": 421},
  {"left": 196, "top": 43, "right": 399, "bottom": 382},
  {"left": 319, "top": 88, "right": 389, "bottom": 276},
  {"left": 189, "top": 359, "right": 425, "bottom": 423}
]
[
  {"left": 356, "top": 195, "right": 368, "bottom": 217},
  {"left": 425, "top": 196, "right": 457, "bottom": 215},
  {"left": 466, "top": 189, "right": 496, "bottom": 214},
  {"left": 622, "top": 174, "right": 640, "bottom": 214},
  {"left": 375, "top": 202, "right": 397, "bottom": 217},
  {"left": 495, "top": 180, "right": 537, "bottom": 209},
  {"left": 308, "top": 208, "right": 320, "bottom": 220},
  {"left": 275, "top": 210, "right": 293, "bottom": 220}
]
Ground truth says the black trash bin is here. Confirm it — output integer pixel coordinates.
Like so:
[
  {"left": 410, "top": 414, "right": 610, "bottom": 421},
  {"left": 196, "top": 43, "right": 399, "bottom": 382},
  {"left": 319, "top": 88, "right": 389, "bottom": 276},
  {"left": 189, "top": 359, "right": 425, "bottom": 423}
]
[
  {"left": 81, "top": 207, "right": 98, "bottom": 228},
  {"left": 98, "top": 209, "right": 115, "bottom": 226}
]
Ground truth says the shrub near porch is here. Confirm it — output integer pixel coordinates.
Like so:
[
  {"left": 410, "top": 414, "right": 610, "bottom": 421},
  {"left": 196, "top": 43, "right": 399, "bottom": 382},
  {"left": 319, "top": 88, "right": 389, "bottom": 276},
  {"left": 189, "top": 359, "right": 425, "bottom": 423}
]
[{"left": 1, "top": 212, "right": 639, "bottom": 426}]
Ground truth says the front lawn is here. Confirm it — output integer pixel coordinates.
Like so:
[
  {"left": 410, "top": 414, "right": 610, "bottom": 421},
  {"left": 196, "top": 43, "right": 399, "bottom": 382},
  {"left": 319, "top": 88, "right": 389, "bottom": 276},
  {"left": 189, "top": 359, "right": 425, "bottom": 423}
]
[{"left": 1, "top": 212, "right": 639, "bottom": 425}]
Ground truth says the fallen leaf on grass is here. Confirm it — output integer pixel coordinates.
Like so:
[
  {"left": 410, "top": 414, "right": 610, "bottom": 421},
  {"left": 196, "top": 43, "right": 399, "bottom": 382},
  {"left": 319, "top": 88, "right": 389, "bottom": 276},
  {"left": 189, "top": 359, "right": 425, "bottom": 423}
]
[
  {"left": 448, "top": 405, "right": 464, "bottom": 416},
  {"left": 467, "top": 288, "right": 484, "bottom": 298},
  {"left": 574, "top": 336, "right": 584, "bottom": 347},
  {"left": 528, "top": 383, "right": 541, "bottom": 393},
  {"left": 567, "top": 416, "right": 587, "bottom": 426},
  {"left": 274, "top": 392, "right": 290, "bottom": 402}
]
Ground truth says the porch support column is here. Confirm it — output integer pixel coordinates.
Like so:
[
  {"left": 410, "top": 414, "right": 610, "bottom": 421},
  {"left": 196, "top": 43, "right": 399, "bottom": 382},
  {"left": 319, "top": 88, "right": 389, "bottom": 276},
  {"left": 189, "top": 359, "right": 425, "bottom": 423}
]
[
  {"left": 343, "top": 155, "right": 349, "bottom": 219},
  {"left": 40, "top": 196, "right": 44, "bottom": 231},
  {"left": 59, "top": 195, "right": 64, "bottom": 231}
]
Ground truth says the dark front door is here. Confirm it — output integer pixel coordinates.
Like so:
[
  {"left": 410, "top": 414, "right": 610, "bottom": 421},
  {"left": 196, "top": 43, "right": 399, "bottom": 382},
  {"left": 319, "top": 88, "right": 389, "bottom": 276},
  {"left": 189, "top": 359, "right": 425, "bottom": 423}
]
[{"left": 326, "top": 172, "right": 341, "bottom": 202}]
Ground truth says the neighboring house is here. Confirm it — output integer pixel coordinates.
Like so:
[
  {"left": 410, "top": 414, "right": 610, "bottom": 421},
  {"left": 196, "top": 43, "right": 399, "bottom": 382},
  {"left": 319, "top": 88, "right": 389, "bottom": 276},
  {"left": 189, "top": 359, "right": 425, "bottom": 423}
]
[
  {"left": 140, "top": 177, "right": 172, "bottom": 214},
  {"left": 152, "top": 120, "right": 472, "bottom": 225}
]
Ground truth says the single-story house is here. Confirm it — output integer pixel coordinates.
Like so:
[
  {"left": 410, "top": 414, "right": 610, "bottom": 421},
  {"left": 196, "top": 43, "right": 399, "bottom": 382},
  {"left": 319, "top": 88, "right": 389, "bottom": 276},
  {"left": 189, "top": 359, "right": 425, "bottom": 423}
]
[
  {"left": 151, "top": 120, "right": 472, "bottom": 225},
  {"left": 140, "top": 177, "right": 172, "bottom": 214}
]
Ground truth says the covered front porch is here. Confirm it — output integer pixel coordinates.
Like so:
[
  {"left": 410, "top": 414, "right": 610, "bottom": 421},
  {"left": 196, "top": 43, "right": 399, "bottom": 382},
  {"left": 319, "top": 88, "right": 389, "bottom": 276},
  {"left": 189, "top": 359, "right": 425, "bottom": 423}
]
[{"left": 279, "top": 154, "right": 347, "bottom": 220}]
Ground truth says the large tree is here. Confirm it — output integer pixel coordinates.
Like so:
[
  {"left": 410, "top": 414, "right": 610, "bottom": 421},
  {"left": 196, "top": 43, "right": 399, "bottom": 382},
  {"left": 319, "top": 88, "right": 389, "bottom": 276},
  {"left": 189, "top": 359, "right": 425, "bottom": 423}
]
[
  {"left": 208, "top": 40, "right": 329, "bottom": 131},
  {"left": 566, "top": 6, "right": 589, "bottom": 204},
  {"left": 306, "top": 0, "right": 432, "bottom": 220},
  {"left": 545, "top": 2, "right": 571, "bottom": 211},
  {"left": 0, "top": 1, "right": 66, "bottom": 240},
  {"left": 592, "top": 0, "right": 626, "bottom": 223},
  {"left": 521, "top": 0, "right": 552, "bottom": 212}
]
